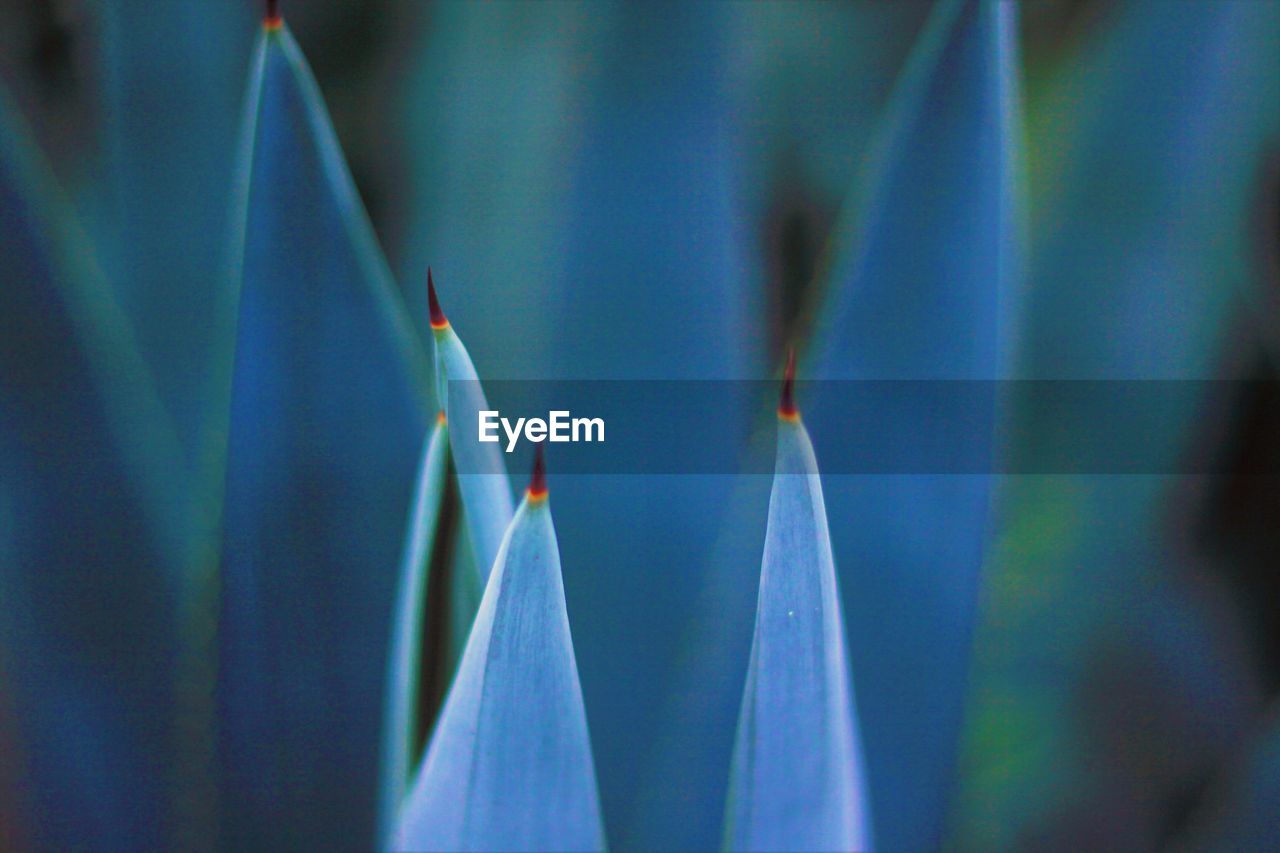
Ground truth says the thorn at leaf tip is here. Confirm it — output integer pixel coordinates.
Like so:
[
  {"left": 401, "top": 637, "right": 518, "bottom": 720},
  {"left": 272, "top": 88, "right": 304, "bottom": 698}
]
[
  {"left": 427, "top": 268, "right": 448, "bottom": 329},
  {"left": 779, "top": 348, "right": 799, "bottom": 419},
  {"left": 528, "top": 444, "right": 548, "bottom": 500},
  {"left": 264, "top": 0, "right": 282, "bottom": 28}
]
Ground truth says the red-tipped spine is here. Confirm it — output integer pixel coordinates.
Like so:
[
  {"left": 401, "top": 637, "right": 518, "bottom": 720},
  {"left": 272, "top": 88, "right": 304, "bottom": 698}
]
[
  {"left": 527, "top": 443, "right": 548, "bottom": 502},
  {"left": 778, "top": 348, "right": 799, "bottom": 421},
  {"left": 427, "top": 268, "right": 449, "bottom": 330},
  {"left": 264, "top": 0, "right": 282, "bottom": 29}
]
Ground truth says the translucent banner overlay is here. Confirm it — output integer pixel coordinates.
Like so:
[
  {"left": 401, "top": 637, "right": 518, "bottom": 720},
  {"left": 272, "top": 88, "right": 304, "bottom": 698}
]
[{"left": 443, "top": 380, "right": 1279, "bottom": 475}]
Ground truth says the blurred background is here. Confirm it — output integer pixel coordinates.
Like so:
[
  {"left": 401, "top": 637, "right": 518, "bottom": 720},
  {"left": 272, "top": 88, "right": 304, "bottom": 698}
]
[{"left": 2, "top": 0, "right": 1279, "bottom": 850}]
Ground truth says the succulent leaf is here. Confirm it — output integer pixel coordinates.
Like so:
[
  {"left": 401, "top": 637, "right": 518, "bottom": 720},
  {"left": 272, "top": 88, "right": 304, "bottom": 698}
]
[
  {"left": 378, "top": 417, "right": 450, "bottom": 844},
  {"left": 90, "top": 0, "right": 253, "bottom": 463},
  {"left": 427, "top": 273, "right": 515, "bottom": 581},
  {"left": 723, "top": 384, "right": 871, "bottom": 852},
  {"left": 218, "top": 20, "right": 430, "bottom": 848},
  {"left": 0, "top": 86, "right": 189, "bottom": 849},
  {"left": 393, "top": 453, "right": 605, "bottom": 852},
  {"left": 802, "top": 0, "right": 1019, "bottom": 848}
]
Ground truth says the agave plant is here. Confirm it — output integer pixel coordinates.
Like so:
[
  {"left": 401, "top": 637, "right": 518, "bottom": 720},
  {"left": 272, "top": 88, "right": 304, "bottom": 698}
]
[{"left": 2, "top": 0, "right": 1280, "bottom": 850}]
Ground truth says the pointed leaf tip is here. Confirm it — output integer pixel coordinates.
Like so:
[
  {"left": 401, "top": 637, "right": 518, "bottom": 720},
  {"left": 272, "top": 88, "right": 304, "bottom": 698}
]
[
  {"left": 427, "top": 268, "right": 448, "bottom": 329},
  {"left": 264, "top": 0, "right": 282, "bottom": 28},
  {"left": 528, "top": 443, "right": 547, "bottom": 500},
  {"left": 779, "top": 348, "right": 799, "bottom": 420}
]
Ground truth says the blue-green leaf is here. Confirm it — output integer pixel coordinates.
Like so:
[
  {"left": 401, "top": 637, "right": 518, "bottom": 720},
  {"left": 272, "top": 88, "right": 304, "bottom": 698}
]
[
  {"left": 724, "top": 378, "right": 871, "bottom": 852},
  {"left": 89, "top": 0, "right": 253, "bottom": 463},
  {"left": 428, "top": 276, "right": 514, "bottom": 580},
  {"left": 218, "top": 19, "right": 430, "bottom": 848},
  {"left": 955, "top": 1, "right": 1280, "bottom": 845},
  {"left": 0, "top": 85, "right": 190, "bottom": 849},
  {"left": 379, "top": 417, "right": 450, "bottom": 845},
  {"left": 392, "top": 458, "right": 605, "bottom": 851},
  {"left": 801, "top": 1, "right": 1020, "bottom": 848}
]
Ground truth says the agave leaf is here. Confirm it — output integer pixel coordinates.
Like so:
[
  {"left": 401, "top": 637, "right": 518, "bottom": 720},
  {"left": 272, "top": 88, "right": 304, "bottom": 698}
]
[
  {"left": 800, "top": 1, "right": 1020, "bottom": 849},
  {"left": 724, "top": 377, "right": 871, "bottom": 852},
  {"left": 218, "top": 19, "right": 430, "bottom": 848},
  {"left": 0, "top": 86, "right": 190, "bottom": 848},
  {"left": 428, "top": 277, "right": 515, "bottom": 580},
  {"left": 393, "top": 454, "right": 605, "bottom": 852},
  {"left": 400, "top": 11, "right": 758, "bottom": 848},
  {"left": 378, "top": 416, "right": 450, "bottom": 845}
]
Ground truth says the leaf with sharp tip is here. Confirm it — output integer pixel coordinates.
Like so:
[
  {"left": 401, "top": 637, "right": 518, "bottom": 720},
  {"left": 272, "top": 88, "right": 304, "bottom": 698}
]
[
  {"left": 393, "top": 464, "right": 605, "bottom": 852},
  {"left": 379, "top": 417, "right": 450, "bottom": 845},
  {"left": 723, "top": 393, "right": 871, "bottom": 852},
  {"left": 218, "top": 21, "right": 430, "bottom": 849},
  {"left": 428, "top": 279, "right": 515, "bottom": 581}
]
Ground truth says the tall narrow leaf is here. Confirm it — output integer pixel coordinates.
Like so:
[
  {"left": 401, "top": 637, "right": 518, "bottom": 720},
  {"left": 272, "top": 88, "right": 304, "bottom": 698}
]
[
  {"left": 218, "top": 16, "right": 430, "bottom": 848},
  {"left": 0, "top": 86, "right": 190, "bottom": 849},
  {"left": 803, "top": 1, "right": 1019, "bottom": 848},
  {"left": 724, "top": 360, "right": 871, "bottom": 852},
  {"left": 393, "top": 451, "right": 605, "bottom": 851},
  {"left": 90, "top": 0, "right": 253, "bottom": 462}
]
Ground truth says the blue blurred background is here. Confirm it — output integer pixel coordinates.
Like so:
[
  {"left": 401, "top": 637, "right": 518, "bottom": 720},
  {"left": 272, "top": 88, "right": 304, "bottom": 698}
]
[{"left": 2, "top": 0, "right": 1279, "bottom": 849}]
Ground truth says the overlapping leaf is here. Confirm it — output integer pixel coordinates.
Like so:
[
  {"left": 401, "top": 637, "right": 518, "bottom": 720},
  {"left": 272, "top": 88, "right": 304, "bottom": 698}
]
[
  {"left": 393, "top": 461, "right": 605, "bottom": 851},
  {"left": 429, "top": 280, "right": 514, "bottom": 581},
  {"left": 378, "top": 417, "right": 449, "bottom": 844},
  {"left": 217, "top": 20, "right": 430, "bottom": 849},
  {"left": 404, "top": 7, "right": 759, "bottom": 844}
]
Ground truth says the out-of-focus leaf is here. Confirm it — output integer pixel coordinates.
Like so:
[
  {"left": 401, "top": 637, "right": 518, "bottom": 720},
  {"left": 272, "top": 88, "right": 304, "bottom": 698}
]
[
  {"left": 379, "top": 417, "right": 449, "bottom": 845},
  {"left": 393, "top": 460, "right": 605, "bottom": 852},
  {"left": 218, "top": 20, "right": 430, "bottom": 849},
  {"left": 552, "top": 7, "right": 759, "bottom": 845},
  {"left": 0, "top": 85, "right": 191, "bottom": 849},
  {"left": 429, "top": 280, "right": 514, "bottom": 580},
  {"left": 954, "top": 1, "right": 1280, "bottom": 846},
  {"left": 724, "top": 387, "right": 871, "bottom": 852},
  {"left": 88, "top": 0, "right": 254, "bottom": 463},
  {"left": 801, "top": 1, "right": 1020, "bottom": 849},
  {"left": 396, "top": 1, "right": 586, "bottom": 379}
]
